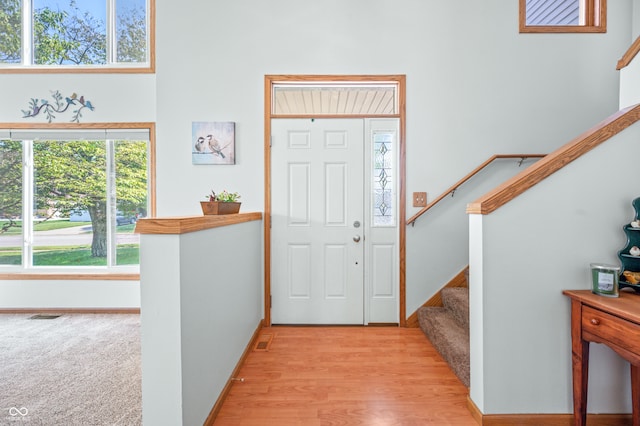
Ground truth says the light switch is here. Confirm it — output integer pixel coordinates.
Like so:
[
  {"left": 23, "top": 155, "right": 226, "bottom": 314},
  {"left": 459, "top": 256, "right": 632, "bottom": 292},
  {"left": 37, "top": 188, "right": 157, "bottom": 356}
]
[{"left": 413, "top": 192, "right": 427, "bottom": 207}]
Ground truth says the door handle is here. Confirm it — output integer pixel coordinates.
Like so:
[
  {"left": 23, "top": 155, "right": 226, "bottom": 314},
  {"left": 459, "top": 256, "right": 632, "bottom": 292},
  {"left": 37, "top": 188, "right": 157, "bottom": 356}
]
[{"left": 353, "top": 235, "right": 361, "bottom": 243}]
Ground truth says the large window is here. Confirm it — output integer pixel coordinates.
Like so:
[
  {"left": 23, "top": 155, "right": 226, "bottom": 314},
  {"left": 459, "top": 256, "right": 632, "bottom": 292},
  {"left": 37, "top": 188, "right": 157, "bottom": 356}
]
[
  {"left": 0, "top": 127, "right": 151, "bottom": 271},
  {"left": 0, "top": 0, "right": 151, "bottom": 69},
  {"left": 520, "top": 0, "right": 606, "bottom": 33}
]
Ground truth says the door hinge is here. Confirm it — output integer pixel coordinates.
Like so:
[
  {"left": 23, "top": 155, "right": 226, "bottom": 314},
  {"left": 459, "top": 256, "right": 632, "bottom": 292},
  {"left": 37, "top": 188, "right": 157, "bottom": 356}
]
[
  {"left": 270, "top": 135, "right": 272, "bottom": 147},
  {"left": 270, "top": 295, "right": 272, "bottom": 308}
]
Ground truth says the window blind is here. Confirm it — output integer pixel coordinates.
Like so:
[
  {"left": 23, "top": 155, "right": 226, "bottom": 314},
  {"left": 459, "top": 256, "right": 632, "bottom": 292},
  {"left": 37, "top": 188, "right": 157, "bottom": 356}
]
[{"left": 1, "top": 129, "right": 150, "bottom": 141}]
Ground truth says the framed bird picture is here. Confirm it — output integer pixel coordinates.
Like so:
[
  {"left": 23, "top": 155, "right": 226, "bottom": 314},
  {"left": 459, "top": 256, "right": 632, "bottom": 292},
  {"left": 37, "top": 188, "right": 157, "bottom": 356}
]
[{"left": 191, "top": 121, "right": 236, "bottom": 165}]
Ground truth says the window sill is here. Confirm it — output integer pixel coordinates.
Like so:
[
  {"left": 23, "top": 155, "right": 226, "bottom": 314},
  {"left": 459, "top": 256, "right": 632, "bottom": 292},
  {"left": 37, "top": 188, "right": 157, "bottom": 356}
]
[
  {"left": 0, "top": 65, "right": 155, "bottom": 74},
  {"left": 0, "top": 272, "right": 139, "bottom": 281},
  {"left": 519, "top": 25, "right": 606, "bottom": 33}
]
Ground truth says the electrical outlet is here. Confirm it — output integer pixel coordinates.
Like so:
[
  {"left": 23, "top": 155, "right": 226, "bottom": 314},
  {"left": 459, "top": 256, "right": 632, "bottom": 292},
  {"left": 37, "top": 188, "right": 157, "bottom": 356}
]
[{"left": 413, "top": 192, "right": 427, "bottom": 207}]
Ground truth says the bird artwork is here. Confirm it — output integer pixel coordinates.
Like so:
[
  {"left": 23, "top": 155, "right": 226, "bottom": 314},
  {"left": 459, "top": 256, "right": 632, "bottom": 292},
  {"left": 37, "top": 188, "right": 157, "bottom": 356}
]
[
  {"left": 21, "top": 90, "right": 94, "bottom": 123},
  {"left": 191, "top": 122, "right": 235, "bottom": 165},
  {"left": 206, "top": 134, "right": 226, "bottom": 159},
  {"left": 194, "top": 136, "right": 207, "bottom": 152}
]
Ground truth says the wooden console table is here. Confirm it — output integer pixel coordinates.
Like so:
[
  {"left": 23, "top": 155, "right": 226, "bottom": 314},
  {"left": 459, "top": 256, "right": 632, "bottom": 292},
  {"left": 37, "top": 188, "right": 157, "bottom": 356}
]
[{"left": 563, "top": 290, "right": 640, "bottom": 426}]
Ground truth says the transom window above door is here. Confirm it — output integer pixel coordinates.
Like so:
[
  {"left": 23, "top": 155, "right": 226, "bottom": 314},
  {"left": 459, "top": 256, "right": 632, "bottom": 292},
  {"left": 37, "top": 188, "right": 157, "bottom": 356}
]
[{"left": 272, "top": 83, "right": 399, "bottom": 115}]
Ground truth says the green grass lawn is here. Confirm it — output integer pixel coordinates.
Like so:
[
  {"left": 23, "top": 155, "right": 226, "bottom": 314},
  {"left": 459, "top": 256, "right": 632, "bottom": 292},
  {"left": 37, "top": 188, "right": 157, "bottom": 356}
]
[
  {"left": 1, "top": 219, "right": 136, "bottom": 235},
  {"left": 116, "top": 224, "right": 136, "bottom": 233},
  {"left": 0, "top": 219, "right": 139, "bottom": 266},
  {"left": 0, "top": 244, "right": 139, "bottom": 266},
  {"left": 0, "top": 219, "right": 92, "bottom": 235}
]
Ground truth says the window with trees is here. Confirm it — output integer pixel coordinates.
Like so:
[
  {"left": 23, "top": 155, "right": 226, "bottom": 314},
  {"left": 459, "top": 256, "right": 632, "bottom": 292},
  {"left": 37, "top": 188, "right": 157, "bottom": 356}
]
[
  {"left": 0, "top": 128, "right": 151, "bottom": 271},
  {"left": 0, "top": 0, "right": 151, "bottom": 69},
  {"left": 519, "top": 0, "right": 606, "bottom": 33}
]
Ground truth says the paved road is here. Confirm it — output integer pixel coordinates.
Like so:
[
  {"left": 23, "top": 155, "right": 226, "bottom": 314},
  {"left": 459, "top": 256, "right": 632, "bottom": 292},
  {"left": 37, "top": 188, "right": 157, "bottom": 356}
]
[{"left": 0, "top": 225, "right": 139, "bottom": 248}]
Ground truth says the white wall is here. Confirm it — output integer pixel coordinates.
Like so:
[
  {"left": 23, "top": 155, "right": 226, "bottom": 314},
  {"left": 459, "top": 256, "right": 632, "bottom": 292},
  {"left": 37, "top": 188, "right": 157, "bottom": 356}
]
[
  {"left": 155, "top": 0, "right": 631, "bottom": 325},
  {"left": 179, "top": 222, "right": 263, "bottom": 425},
  {"left": 0, "top": 0, "right": 630, "bottom": 310},
  {"left": 620, "top": 0, "right": 640, "bottom": 108},
  {"left": 620, "top": 58, "right": 640, "bottom": 109},
  {"left": 155, "top": 0, "right": 629, "bottom": 217},
  {"left": 0, "top": 72, "right": 155, "bottom": 308},
  {"left": 469, "top": 121, "right": 640, "bottom": 415},
  {"left": 0, "top": 279, "right": 140, "bottom": 309},
  {"left": 0, "top": 74, "right": 155, "bottom": 123},
  {"left": 139, "top": 219, "right": 263, "bottom": 425},
  {"left": 139, "top": 234, "right": 182, "bottom": 426},
  {"left": 406, "top": 157, "right": 542, "bottom": 315}
]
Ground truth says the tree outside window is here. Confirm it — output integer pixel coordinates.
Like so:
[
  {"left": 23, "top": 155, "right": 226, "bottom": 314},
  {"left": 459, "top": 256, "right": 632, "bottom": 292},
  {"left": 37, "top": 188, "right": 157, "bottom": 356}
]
[
  {"left": 0, "top": 134, "right": 149, "bottom": 269},
  {"left": 0, "top": 0, "right": 149, "bottom": 67},
  {"left": 0, "top": 0, "right": 21, "bottom": 63}
]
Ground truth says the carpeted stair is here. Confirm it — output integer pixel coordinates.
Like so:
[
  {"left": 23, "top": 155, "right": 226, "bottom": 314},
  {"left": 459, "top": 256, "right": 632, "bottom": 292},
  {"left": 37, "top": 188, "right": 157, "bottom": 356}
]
[{"left": 417, "top": 286, "right": 470, "bottom": 387}]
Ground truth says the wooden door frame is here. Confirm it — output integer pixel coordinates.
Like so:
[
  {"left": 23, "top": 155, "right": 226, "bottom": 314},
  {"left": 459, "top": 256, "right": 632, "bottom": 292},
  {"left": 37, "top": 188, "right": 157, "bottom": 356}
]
[{"left": 264, "top": 74, "right": 406, "bottom": 326}]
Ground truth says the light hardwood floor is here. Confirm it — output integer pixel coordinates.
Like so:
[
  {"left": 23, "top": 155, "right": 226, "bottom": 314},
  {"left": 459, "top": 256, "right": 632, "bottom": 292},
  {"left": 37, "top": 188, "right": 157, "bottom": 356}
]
[{"left": 214, "top": 326, "right": 477, "bottom": 426}]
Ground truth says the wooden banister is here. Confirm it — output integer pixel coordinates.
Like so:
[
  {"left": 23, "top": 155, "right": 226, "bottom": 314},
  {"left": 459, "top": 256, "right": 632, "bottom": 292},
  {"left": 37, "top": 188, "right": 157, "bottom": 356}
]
[
  {"left": 467, "top": 103, "right": 640, "bottom": 215},
  {"left": 406, "top": 154, "right": 545, "bottom": 226},
  {"left": 617, "top": 36, "right": 640, "bottom": 70}
]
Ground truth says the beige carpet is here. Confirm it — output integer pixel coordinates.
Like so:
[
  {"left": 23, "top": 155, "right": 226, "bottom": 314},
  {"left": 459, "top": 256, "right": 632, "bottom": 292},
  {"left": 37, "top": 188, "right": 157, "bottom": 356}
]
[
  {"left": 0, "top": 313, "right": 141, "bottom": 425},
  {"left": 417, "top": 287, "right": 470, "bottom": 387}
]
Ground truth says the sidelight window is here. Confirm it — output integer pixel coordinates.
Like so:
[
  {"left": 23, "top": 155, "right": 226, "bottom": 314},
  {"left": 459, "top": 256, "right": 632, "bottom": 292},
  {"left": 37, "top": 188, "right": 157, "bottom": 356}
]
[{"left": 372, "top": 130, "right": 396, "bottom": 227}]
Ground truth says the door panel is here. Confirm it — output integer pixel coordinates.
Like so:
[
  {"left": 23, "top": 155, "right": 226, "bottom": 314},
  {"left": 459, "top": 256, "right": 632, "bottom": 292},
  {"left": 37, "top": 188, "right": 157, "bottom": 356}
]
[
  {"left": 325, "top": 163, "right": 347, "bottom": 225},
  {"left": 371, "top": 244, "right": 395, "bottom": 297},
  {"left": 325, "top": 244, "right": 347, "bottom": 297},
  {"left": 288, "top": 164, "right": 310, "bottom": 225},
  {"left": 271, "top": 119, "right": 364, "bottom": 324},
  {"left": 289, "top": 245, "right": 311, "bottom": 297}
]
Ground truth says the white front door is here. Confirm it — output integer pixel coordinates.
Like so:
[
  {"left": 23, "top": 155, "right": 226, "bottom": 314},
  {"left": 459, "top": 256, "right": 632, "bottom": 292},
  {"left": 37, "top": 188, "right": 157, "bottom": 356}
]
[{"left": 271, "top": 119, "right": 365, "bottom": 324}]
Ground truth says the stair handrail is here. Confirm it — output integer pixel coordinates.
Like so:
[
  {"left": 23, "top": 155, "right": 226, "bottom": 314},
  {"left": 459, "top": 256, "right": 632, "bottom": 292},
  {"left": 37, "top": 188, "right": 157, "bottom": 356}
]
[
  {"left": 407, "top": 154, "right": 546, "bottom": 226},
  {"left": 467, "top": 104, "right": 640, "bottom": 216},
  {"left": 617, "top": 35, "right": 640, "bottom": 70}
]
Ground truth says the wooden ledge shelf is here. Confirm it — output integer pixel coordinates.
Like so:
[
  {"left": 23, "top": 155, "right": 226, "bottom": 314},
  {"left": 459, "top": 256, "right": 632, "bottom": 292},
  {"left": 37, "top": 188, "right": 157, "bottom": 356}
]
[{"left": 135, "top": 212, "right": 263, "bottom": 235}]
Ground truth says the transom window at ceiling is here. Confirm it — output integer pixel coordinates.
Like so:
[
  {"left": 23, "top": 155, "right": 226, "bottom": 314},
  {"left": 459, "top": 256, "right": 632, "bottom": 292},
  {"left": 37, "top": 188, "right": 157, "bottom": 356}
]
[
  {"left": 0, "top": 0, "right": 152, "bottom": 70},
  {"left": 519, "top": 0, "right": 606, "bottom": 33},
  {"left": 272, "top": 84, "right": 399, "bottom": 115}
]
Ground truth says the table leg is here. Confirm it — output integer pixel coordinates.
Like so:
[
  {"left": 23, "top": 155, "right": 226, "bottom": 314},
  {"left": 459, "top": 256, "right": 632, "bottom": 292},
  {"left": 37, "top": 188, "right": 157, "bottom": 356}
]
[
  {"left": 632, "top": 364, "right": 640, "bottom": 426},
  {"left": 571, "top": 299, "right": 589, "bottom": 426}
]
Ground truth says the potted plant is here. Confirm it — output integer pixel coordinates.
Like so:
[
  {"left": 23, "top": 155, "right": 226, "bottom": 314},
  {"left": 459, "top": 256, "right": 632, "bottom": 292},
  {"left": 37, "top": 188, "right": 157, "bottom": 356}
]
[{"left": 200, "top": 190, "right": 242, "bottom": 215}]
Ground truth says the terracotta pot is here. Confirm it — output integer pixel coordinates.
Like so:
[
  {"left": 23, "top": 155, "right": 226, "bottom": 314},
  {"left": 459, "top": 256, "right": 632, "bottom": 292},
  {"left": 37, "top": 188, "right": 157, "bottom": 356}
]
[{"left": 200, "top": 201, "right": 241, "bottom": 215}]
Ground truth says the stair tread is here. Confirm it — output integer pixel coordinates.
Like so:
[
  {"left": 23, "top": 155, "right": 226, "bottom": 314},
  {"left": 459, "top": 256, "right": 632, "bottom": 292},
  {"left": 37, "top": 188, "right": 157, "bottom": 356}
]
[
  {"left": 418, "top": 306, "right": 469, "bottom": 343},
  {"left": 441, "top": 287, "right": 469, "bottom": 329},
  {"left": 417, "top": 306, "right": 469, "bottom": 387}
]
